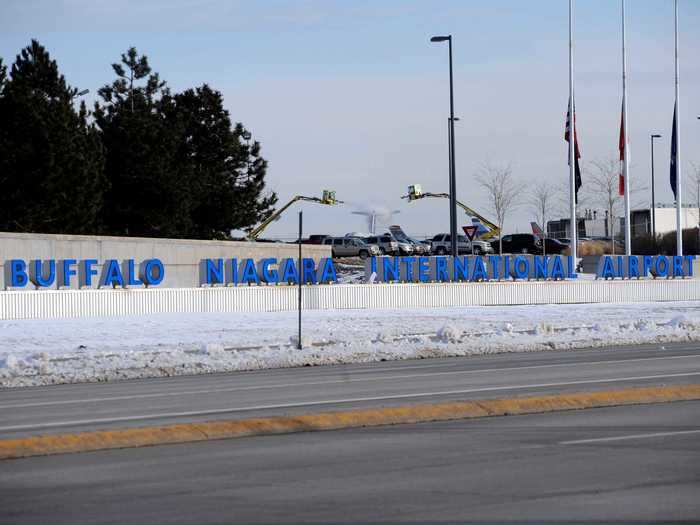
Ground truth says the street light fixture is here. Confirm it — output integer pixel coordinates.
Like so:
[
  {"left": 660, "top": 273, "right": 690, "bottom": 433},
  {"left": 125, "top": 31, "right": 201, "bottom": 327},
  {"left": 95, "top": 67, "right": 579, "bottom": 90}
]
[
  {"left": 650, "top": 134, "right": 662, "bottom": 241},
  {"left": 430, "top": 34, "right": 458, "bottom": 258}
]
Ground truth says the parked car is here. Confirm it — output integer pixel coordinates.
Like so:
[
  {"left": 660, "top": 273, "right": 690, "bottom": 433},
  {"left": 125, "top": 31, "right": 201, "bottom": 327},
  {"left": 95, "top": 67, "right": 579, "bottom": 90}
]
[
  {"left": 398, "top": 241, "right": 414, "bottom": 255},
  {"left": 406, "top": 237, "right": 430, "bottom": 255},
  {"left": 544, "top": 237, "right": 569, "bottom": 255},
  {"left": 386, "top": 227, "right": 428, "bottom": 255},
  {"left": 323, "top": 237, "right": 380, "bottom": 259},
  {"left": 383, "top": 232, "right": 416, "bottom": 255},
  {"left": 430, "top": 234, "right": 494, "bottom": 255},
  {"left": 365, "top": 234, "right": 400, "bottom": 255},
  {"left": 492, "top": 233, "right": 542, "bottom": 254},
  {"left": 307, "top": 234, "right": 329, "bottom": 245},
  {"left": 541, "top": 238, "right": 568, "bottom": 254}
]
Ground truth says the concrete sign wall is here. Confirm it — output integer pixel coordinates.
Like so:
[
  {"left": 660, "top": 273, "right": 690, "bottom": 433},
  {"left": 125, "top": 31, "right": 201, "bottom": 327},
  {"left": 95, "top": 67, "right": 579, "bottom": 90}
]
[
  {"left": 0, "top": 232, "right": 330, "bottom": 290},
  {"left": 3, "top": 279, "right": 700, "bottom": 321}
]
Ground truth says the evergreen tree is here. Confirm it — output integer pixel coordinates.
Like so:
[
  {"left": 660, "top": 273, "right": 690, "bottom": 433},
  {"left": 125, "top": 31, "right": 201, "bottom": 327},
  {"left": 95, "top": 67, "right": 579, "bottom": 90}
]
[
  {"left": 0, "top": 41, "right": 105, "bottom": 234},
  {"left": 166, "top": 85, "right": 277, "bottom": 239},
  {"left": 0, "top": 58, "right": 6, "bottom": 93},
  {"left": 95, "top": 48, "right": 191, "bottom": 237}
]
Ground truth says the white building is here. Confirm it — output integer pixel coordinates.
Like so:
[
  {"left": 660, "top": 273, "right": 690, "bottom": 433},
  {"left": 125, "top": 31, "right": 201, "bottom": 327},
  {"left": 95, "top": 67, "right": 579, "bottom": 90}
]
[
  {"left": 547, "top": 216, "right": 613, "bottom": 240},
  {"left": 548, "top": 206, "right": 700, "bottom": 240},
  {"left": 631, "top": 206, "right": 700, "bottom": 237}
]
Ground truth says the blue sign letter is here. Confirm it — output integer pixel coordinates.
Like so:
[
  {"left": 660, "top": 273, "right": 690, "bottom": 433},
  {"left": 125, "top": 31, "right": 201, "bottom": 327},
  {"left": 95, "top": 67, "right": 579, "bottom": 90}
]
[
  {"left": 142, "top": 259, "right": 165, "bottom": 286},
  {"left": 206, "top": 258, "right": 224, "bottom": 285},
  {"left": 513, "top": 256, "right": 529, "bottom": 279},
  {"left": 82, "top": 259, "right": 98, "bottom": 287},
  {"left": 9, "top": 259, "right": 28, "bottom": 287},
  {"left": 31, "top": 260, "right": 56, "bottom": 287},
  {"left": 60, "top": 259, "right": 77, "bottom": 287},
  {"left": 101, "top": 259, "right": 124, "bottom": 287}
]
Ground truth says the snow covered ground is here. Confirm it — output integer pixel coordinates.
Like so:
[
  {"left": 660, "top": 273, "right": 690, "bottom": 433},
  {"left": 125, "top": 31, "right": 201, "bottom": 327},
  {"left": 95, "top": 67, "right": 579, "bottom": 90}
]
[{"left": 2, "top": 301, "right": 700, "bottom": 387}]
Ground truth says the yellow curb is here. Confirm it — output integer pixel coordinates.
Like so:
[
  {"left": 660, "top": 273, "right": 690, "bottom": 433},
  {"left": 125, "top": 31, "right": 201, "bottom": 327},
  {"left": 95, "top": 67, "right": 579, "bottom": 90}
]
[{"left": 1, "top": 384, "right": 699, "bottom": 460}]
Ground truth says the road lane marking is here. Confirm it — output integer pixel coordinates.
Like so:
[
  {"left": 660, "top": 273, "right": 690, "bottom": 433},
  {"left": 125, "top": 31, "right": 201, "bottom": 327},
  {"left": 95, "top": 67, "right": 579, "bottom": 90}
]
[
  {"left": 1, "top": 354, "right": 699, "bottom": 410},
  {"left": 561, "top": 429, "right": 700, "bottom": 444},
  {"left": 2, "top": 371, "right": 699, "bottom": 432}
]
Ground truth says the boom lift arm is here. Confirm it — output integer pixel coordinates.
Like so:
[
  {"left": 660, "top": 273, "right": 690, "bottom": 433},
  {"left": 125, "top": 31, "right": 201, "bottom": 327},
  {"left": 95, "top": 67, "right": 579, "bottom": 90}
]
[
  {"left": 247, "top": 190, "right": 342, "bottom": 240},
  {"left": 401, "top": 184, "right": 500, "bottom": 239}
]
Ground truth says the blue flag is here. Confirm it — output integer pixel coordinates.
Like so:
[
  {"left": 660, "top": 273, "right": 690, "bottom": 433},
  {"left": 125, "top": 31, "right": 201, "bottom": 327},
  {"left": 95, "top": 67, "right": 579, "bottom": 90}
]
[{"left": 670, "top": 102, "right": 678, "bottom": 200}]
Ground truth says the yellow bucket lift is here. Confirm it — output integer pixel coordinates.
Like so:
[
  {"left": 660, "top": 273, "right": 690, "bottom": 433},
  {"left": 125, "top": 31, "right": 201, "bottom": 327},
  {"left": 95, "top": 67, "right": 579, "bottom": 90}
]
[
  {"left": 403, "top": 184, "right": 500, "bottom": 240},
  {"left": 247, "top": 190, "right": 342, "bottom": 240}
]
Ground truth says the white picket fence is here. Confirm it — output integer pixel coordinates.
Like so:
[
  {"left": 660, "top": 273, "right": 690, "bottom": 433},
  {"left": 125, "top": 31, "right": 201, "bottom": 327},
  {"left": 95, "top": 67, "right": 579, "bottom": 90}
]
[{"left": 2, "top": 279, "right": 700, "bottom": 320}]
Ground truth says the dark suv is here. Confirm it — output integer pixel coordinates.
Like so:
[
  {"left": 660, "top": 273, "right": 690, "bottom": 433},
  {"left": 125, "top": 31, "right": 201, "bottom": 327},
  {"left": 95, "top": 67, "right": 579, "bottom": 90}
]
[
  {"left": 306, "top": 234, "right": 329, "bottom": 245},
  {"left": 493, "top": 234, "right": 542, "bottom": 254},
  {"left": 541, "top": 238, "right": 568, "bottom": 254}
]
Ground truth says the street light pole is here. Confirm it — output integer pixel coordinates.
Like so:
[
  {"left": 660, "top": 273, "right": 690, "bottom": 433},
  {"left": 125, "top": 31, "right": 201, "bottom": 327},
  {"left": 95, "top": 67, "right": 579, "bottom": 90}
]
[
  {"left": 650, "top": 134, "right": 662, "bottom": 241},
  {"left": 431, "top": 34, "right": 458, "bottom": 258},
  {"left": 448, "top": 116, "right": 460, "bottom": 254}
]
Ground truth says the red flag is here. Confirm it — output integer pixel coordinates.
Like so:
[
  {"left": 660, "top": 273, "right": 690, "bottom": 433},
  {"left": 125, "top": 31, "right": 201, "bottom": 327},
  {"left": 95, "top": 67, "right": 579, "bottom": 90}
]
[{"left": 618, "top": 103, "right": 625, "bottom": 196}]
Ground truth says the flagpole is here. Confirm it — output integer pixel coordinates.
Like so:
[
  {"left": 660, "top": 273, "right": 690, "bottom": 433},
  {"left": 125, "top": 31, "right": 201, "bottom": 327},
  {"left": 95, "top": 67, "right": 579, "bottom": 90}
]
[
  {"left": 622, "top": 0, "right": 632, "bottom": 256},
  {"left": 568, "top": 0, "right": 577, "bottom": 264},
  {"left": 674, "top": 0, "right": 683, "bottom": 256}
]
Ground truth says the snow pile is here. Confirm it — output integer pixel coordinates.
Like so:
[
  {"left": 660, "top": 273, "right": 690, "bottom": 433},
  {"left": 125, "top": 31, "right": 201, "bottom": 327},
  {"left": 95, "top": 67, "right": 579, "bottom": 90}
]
[
  {"left": 289, "top": 335, "right": 312, "bottom": 349},
  {"left": 437, "top": 325, "right": 461, "bottom": 343},
  {"left": 3, "top": 301, "right": 700, "bottom": 387}
]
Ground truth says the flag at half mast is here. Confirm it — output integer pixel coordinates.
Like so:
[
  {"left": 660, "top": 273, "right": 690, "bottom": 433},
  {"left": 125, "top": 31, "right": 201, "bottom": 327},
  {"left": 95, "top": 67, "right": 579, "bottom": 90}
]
[
  {"left": 670, "top": 102, "right": 678, "bottom": 200},
  {"left": 564, "top": 99, "right": 582, "bottom": 203},
  {"left": 618, "top": 102, "right": 626, "bottom": 196}
]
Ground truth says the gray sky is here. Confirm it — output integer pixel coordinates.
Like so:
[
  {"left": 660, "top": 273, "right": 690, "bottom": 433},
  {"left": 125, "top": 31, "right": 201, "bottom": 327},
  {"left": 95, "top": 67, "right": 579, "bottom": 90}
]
[{"left": 1, "top": 0, "right": 699, "bottom": 239}]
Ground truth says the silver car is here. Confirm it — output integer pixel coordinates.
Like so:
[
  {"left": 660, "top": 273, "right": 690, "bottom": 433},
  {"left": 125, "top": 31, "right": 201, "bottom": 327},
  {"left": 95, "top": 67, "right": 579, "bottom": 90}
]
[
  {"left": 323, "top": 237, "right": 380, "bottom": 259},
  {"left": 405, "top": 237, "right": 430, "bottom": 255},
  {"left": 430, "top": 233, "right": 494, "bottom": 255},
  {"left": 365, "top": 234, "right": 400, "bottom": 255}
]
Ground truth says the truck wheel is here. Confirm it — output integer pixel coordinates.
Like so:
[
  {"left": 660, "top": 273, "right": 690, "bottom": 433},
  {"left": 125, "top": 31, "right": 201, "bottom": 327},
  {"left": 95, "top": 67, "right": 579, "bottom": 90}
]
[
  {"left": 436, "top": 246, "right": 447, "bottom": 255},
  {"left": 359, "top": 250, "right": 369, "bottom": 260},
  {"left": 473, "top": 247, "right": 483, "bottom": 255}
]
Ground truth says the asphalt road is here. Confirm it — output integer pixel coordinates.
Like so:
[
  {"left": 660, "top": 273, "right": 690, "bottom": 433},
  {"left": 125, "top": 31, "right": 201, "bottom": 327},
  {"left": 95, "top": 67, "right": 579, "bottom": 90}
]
[
  {"left": 2, "top": 400, "right": 699, "bottom": 524},
  {"left": 1, "top": 342, "right": 700, "bottom": 439}
]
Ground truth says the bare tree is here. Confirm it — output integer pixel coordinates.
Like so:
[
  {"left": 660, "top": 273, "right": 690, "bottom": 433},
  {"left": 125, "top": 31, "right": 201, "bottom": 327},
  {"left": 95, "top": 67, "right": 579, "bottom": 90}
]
[
  {"left": 551, "top": 180, "right": 592, "bottom": 235},
  {"left": 552, "top": 181, "right": 573, "bottom": 220},
  {"left": 587, "top": 158, "right": 647, "bottom": 254},
  {"left": 476, "top": 163, "right": 525, "bottom": 255},
  {"left": 529, "top": 181, "right": 555, "bottom": 256},
  {"left": 587, "top": 159, "right": 623, "bottom": 253},
  {"left": 686, "top": 162, "right": 700, "bottom": 248}
]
